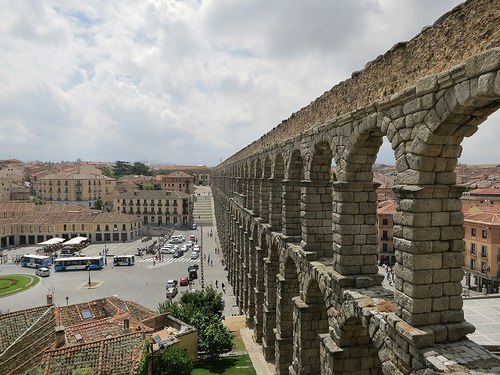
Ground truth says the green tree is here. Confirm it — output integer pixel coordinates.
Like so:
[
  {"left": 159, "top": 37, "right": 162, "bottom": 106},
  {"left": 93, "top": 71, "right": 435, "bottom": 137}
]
[
  {"left": 112, "top": 161, "right": 131, "bottom": 178},
  {"left": 98, "top": 165, "right": 115, "bottom": 178},
  {"left": 130, "top": 162, "right": 152, "bottom": 176},
  {"left": 158, "top": 286, "right": 233, "bottom": 358},
  {"left": 156, "top": 347, "right": 192, "bottom": 375},
  {"left": 94, "top": 198, "right": 104, "bottom": 210}
]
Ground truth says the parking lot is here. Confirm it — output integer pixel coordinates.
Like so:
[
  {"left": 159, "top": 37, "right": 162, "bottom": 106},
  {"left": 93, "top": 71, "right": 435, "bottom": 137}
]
[{"left": 0, "top": 225, "right": 230, "bottom": 313}]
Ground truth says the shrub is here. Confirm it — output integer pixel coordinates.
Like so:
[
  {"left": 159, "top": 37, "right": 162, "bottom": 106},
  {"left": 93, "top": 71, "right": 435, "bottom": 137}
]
[{"left": 156, "top": 347, "right": 192, "bottom": 375}]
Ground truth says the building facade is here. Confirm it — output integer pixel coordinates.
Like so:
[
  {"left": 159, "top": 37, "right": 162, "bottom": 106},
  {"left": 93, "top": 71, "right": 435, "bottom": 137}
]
[
  {"left": 463, "top": 204, "right": 500, "bottom": 294},
  {"left": 35, "top": 165, "right": 116, "bottom": 205},
  {"left": 376, "top": 200, "right": 396, "bottom": 266},
  {"left": 114, "top": 190, "right": 193, "bottom": 227},
  {"left": 154, "top": 171, "right": 195, "bottom": 194},
  {"left": 0, "top": 202, "right": 142, "bottom": 249}
]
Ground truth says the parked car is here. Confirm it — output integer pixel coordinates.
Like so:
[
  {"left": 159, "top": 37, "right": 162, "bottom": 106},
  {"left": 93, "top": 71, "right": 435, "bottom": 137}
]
[
  {"left": 190, "top": 235, "right": 196, "bottom": 242},
  {"left": 179, "top": 276, "right": 189, "bottom": 286},
  {"left": 166, "top": 287, "right": 178, "bottom": 298},
  {"left": 165, "top": 279, "right": 178, "bottom": 289},
  {"left": 35, "top": 267, "right": 50, "bottom": 277},
  {"left": 190, "top": 252, "right": 199, "bottom": 260},
  {"left": 191, "top": 223, "right": 197, "bottom": 230},
  {"left": 173, "top": 250, "right": 182, "bottom": 258}
]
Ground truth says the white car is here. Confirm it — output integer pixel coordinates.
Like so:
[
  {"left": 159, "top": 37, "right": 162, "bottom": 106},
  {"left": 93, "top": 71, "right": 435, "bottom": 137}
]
[
  {"left": 35, "top": 267, "right": 50, "bottom": 277},
  {"left": 160, "top": 247, "right": 173, "bottom": 254},
  {"left": 190, "top": 252, "right": 199, "bottom": 260}
]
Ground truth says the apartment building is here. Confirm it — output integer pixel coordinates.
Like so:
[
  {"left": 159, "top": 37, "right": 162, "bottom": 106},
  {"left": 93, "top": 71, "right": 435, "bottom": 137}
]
[
  {"left": 463, "top": 203, "right": 500, "bottom": 294},
  {"left": 377, "top": 200, "right": 396, "bottom": 266},
  {"left": 35, "top": 165, "right": 116, "bottom": 205},
  {"left": 154, "top": 171, "right": 195, "bottom": 194},
  {"left": 153, "top": 164, "right": 211, "bottom": 186},
  {"left": 0, "top": 202, "right": 142, "bottom": 248},
  {"left": 115, "top": 190, "right": 194, "bottom": 227}
]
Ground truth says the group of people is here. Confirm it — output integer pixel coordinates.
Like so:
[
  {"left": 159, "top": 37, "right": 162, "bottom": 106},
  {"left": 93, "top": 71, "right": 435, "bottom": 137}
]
[{"left": 383, "top": 264, "right": 395, "bottom": 285}]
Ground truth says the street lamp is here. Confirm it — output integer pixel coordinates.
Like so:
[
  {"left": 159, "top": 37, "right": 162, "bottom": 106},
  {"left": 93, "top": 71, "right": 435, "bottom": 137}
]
[
  {"left": 65, "top": 296, "right": 69, "bottom": 305},
  {"left": 87, "top": 261, "right": 91, "bottom": 287}
]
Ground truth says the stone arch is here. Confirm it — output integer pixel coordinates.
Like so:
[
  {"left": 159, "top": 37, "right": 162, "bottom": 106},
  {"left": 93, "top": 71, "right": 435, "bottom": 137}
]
[
  {"left": 283, "top": 149, "right": 304, "bottom": 238},
  {"left": 253, "top": 158, "right": 262, "bottom": 216},
  {"left": 254, "top": 226, "right": 269, "bottom": 343},
  {"left": 270, "top": 153, "right": 285, "bottom": 230},
  {"left": 288, "top": 278, "right": 330, "bottom": 374},
  {"left": 275, "top": 253, "right": 301, "bottom": 375},
  {"left": 330, "top": 297, "right": 383, "bottom": 375},
  {"left": 391, "top": 73, "right": 500, "bottom": 329},
  {"left": 260, "top": 155, "right": 272, "bottom": 224},
  {"left": 331, "top": 113, "right": 387, "bottom": 277},
  {"left": 262, "top": 230, "right": 281, "bottom": 360},
  {"left": 301, "top": 141, "right": 334, "bottom": 257}
]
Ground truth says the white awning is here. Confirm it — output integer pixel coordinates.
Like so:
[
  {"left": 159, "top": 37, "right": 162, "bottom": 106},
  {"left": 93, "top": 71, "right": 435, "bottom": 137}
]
[
  {"left": 38, "top": 238, "right": 65, "bottom": 246},
  {"left": 63, "top": 236, "right": 89, "bottom": 245}
]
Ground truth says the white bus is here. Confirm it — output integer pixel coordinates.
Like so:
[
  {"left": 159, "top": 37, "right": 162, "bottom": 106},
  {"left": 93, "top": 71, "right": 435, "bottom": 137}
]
[
  {"left": 19, "top": 254, "right": 53, "bottom": 269},
  {"left": 54, "top": 256, "right": 104, "bottom": 272},
  {"left": 113, "top": 255, "right": 135, "bottom": 266}
]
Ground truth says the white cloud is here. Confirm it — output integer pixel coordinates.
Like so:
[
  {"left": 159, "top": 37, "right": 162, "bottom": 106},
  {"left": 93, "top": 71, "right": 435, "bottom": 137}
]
[{"left": 0, "top": 0, "right": 496, "bottom": 166}]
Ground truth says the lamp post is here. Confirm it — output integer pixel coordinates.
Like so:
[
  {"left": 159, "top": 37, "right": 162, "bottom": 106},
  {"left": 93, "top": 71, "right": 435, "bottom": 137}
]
[
  {"left": 65, "top": 296, "right": 69, "bottom": 305},
  {"left": 87, "top": 261, "right": 91, "bottom": 287}
]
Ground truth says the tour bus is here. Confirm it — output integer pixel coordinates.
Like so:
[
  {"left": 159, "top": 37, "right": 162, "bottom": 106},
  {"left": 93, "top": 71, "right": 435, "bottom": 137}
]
[
  {"left": 54, "top": 256, "right": 104, "bottom": 272},
  {"left": 19, "top": 254, "right": 53, "bottom": 269},
  {"left": 113, "top": 255, "right": 135, "bottom": 266}
]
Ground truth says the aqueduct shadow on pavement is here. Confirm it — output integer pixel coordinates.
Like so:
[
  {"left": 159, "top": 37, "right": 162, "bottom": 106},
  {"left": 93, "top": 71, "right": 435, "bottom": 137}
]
[{"left": 212, "top": 0, "right": 500, "bottom": 374}]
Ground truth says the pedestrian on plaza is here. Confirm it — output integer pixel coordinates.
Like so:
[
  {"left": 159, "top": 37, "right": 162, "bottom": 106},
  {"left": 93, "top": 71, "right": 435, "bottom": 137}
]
[
  {"left": 211, "top": 259, "right": 213, "bottom": 267},
  {"left": 215, "top": 280, "right": 218, "bottom": 288},
  {"left": 221, "top": 283, "right": 225, "bottom": 293}
]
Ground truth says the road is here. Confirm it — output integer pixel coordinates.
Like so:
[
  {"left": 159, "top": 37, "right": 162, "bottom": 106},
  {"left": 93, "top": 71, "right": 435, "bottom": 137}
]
[{"left": 0, "top": 225, "right": 230, "bottom": 313}]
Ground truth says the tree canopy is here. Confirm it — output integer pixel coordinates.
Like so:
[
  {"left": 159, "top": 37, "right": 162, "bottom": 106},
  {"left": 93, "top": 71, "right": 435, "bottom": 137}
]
[{"left": 158, "top": 286, "right": 233, "bottom": 358}]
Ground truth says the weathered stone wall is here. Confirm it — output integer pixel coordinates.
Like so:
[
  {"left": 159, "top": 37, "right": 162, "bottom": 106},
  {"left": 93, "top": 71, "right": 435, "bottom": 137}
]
[{"left": 220, "top": 0, "right": 499, "bottom": 166}]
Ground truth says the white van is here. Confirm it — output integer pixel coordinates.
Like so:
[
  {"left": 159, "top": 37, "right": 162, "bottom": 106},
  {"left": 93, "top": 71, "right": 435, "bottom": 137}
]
[{"left": 35, "top": 267, "right": 50, "bottom": 277}]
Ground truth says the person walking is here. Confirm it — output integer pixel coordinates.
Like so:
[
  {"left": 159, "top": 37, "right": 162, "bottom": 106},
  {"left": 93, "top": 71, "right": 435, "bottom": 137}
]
[
  {"left": 221, "top": 282, "right": 226, "bottom": 293},
  {"left": 215, "top": 280, "right": 218, "bottom": 288}
]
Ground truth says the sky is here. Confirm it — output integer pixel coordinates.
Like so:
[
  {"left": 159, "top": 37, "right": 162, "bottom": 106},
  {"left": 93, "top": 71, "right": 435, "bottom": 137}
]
[{"left": 0, "top": 0, "right": 498, "bottom": 167}]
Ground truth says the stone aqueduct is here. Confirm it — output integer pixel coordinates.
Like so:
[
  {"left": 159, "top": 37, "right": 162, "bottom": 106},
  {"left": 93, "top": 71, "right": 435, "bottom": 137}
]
[{"left": 211, "top": 1, "right": 500, "bottom": 374}]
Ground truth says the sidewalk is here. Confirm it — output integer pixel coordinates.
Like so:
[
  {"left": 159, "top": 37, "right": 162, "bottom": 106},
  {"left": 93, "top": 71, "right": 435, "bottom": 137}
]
[{"left": 194, "top": 186, "right": 273, "bottom": 374}]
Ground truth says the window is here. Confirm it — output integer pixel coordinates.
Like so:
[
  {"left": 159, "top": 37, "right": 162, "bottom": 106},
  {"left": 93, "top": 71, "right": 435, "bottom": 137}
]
[
  {"left": 481, "top": 262, "right": 487, "bottom": 274},
  {"left": 63, "top": 225, "right": 67, "bottom": 231},
  {"left": 482, "top": 230, "right": 488, "bottom": 239},
  {"left": 470, "top": 258, "right": 475, "bottom": 270},
  {"left": 96, "top": 224, "right": 101, "bottom": 231},
  {"left": 382, "top": 243, "right": 388, "bottom": 252},
  {"left": 72, "top": 224, "right": 76, "bottom": 231},
  {"left": 471, "top": 243, "right": 476, "bottom": 255},
  {"left": 382, "top": 219, "right": 388, "bottom": 226},
  {"left": 105, "top": 225, "right": 109, "bottom": 231},
  {"left": 20, "top": 226, "right": 24, "bottom": 233},
  {"left": 113, "top": 224, "right": 118, "bottom": 231},
  {"left": 122, "top": 224, "right": 126, "bottom": 231},
  {"left": 471, "top": 228, "right": 476, "bottom": 236},
  {"left": 81, "top": 224, "right": 85, "bottom": 231},
  {"left": 382, "top": 230, "right": 388, "bottom": 240},
  {"left": 481, "top": 245, "right": 487, "bottom": 258}
]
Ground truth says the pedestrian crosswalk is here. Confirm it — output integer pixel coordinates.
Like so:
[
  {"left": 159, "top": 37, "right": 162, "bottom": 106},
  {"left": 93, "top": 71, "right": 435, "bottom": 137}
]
[{"left": 136, "top": 257, "right": 199, "bottom": 265}]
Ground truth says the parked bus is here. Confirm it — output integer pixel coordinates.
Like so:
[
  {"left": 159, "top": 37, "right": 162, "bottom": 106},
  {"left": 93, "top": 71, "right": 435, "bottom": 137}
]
[
  {"left": 19, "top": 254, "right": 53, "bottom": 269},
  {"left": 113, "top": 255, "right": 135, "bottom": 266},
  {"left": 54, "top": 256, "right": 104, "bottom": 272}
]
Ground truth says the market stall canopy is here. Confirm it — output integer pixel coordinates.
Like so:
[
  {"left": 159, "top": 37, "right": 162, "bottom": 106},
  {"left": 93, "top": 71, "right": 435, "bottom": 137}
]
[
  {"left": 63, "top": 236, "right": 89, "bottom": 245},
  {"left": 37, "top": 238, "right": 65, "bottom": 246}
]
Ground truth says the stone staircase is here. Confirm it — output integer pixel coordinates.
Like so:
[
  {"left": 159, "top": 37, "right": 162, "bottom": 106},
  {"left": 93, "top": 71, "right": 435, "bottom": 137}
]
[{"left": 193, "top": 193, "right": 213, "bottom": 226}]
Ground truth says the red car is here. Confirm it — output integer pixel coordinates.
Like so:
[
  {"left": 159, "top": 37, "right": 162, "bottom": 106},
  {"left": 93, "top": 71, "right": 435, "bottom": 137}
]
[{"left": 179, "top": 276, "right": 189, "bottom": 286}]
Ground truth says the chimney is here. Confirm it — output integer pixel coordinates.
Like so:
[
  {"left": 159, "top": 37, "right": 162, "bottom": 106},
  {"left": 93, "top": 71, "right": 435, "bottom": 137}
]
[
  {"left": 46, "top": 294, "right": 53, "bottom": 305},
  {"left": 55, "top": 326, "right": 66, "bottom": 348},
  {"left": 123, "top": 318, "right": 130, "bottom": 332}
]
